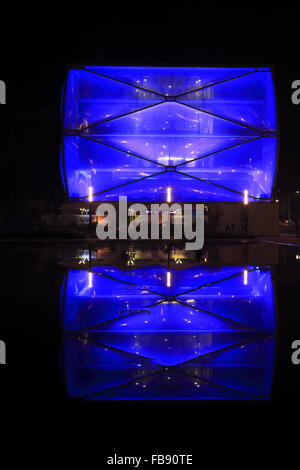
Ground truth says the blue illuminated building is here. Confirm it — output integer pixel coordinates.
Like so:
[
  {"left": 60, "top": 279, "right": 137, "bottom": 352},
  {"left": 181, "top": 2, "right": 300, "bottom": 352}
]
[
  {"left": 61, "top": 264, "right": 276, "bottom": 400},
  {"left": 61, "top": 66, "right": 278, "bottom": 202}
]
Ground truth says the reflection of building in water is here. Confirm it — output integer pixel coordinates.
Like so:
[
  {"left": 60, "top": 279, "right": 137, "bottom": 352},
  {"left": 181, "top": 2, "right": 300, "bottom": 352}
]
[
  {"left": 61, "top": 253, "right": 276, "bottom": 400},
  {"left": 58, "top": 241, "right": 279, "bottom": 270}
]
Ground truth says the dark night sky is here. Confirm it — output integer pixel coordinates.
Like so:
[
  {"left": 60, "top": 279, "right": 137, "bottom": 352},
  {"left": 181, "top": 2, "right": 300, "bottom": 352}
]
[{"left": 0, "top": 6, "right": 300, "bottom": 214}]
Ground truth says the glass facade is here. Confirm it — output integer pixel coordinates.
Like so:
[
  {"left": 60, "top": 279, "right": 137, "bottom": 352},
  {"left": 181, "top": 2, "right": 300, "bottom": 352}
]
[{"left": 61, "top": 66, "right": 278, "bottom": 202}]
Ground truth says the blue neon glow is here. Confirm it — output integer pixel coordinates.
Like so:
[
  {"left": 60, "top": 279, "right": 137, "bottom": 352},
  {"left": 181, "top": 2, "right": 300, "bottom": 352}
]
[
  {"left": 62, "top": 66, "right": 277, "bottom": 201},
  {"left": 62, "top": 264, "right": 276, "bottom": 400},
  {"left": 179, "top": 137, "right": 277, "bottom": 199},
  {"left": 82, "top": 102, "right": 259, "bottom": 164},
  {"left": 64, "top": 69, "right": 162, "bottom": 130}
]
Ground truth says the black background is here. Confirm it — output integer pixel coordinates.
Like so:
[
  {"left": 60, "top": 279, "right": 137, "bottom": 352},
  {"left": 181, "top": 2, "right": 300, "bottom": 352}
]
[
  {"left": 0, "top": 6, "right": 300, "bottom": 212},
  {"left": 0, "top": 6, "right": 300, "bottom": 464}
]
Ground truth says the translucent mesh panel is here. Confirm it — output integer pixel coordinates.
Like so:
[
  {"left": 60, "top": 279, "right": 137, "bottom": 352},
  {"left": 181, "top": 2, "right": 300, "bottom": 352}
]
[
  {"left": 91, "top": 170, "right": 248, "bottom": 202},
  {"left": 63, "top": 336, "right": 161, "bottom": 398},
  {"left": 92, "top": 265, "right": 244, "bottom": 297},
  {"left": 177, "top": 336, "right": 275, "bottom": 397},
  {"left": 178, "top": 71, "right": 276, "bottom": 131},
  {"left": 86, "top": 331, "right": 258, "bottom": 366},
  {"left": 85, "top": 66, "right": 257, "bottom": 96},
  {"left": 178, "top": 137, "right": 277, "bottom": 198},
  {"left": 179, "top": 269, "right": 276, "bottom": 331},
  {"left": 81, "top": 102, "right": 259, "bottom": 166},
  {"left": 64, "top": 136, "right": 163, "bottom": 198},
  {"left": 64, "top": 69, "right": 162, "bottom": 130},
  {"left": 60, "top": 146, "right": 66, "bottom": 192},
  {"left": 63, "top": 270, "right": 162, "bottom": 332},
  {"left": 62, "top": 267, "right": 275, "bottom": 333},
  {"left": 93, "top": 302, "right": 253, "bottom": 333},
  {"left": 84, "top": 370, "right": 251, "bottom": 400}
]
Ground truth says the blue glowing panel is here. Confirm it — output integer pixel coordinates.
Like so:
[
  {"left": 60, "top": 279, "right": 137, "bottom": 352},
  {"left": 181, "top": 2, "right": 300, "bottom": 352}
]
[
  {"left": 63, "top": 136, "right": 163, "bottom": 198},
  {"left": 62, "top": 333, "right": 272, "bottom": 400},
  {"left": 61, "top": 264, "right": 276, "bottom": 399},
  {"left": 63, "top": 334, "right": 272, "bottom": 400},
  {"left": 86, "top": 302, "right": 255, "bottom": 333},
  {"left": 63, "top": 266, "right": 247, "bottom": 331},
  {"left": 64, "top": 70, "right": 162, "bottom": 130},
  {"left": 178, "top": 335, "right": 275, "bottom": 397},
  {"left": 62, "top": 266, "right": 275, "bottom": 332},
  {"left": 178, "top": 72, "right": 276, "bottom": 131},
  {"left": 76, "top": 331, "right": 259, "bottom": 367},
  {"left": 82, "top": 102, "right": 259, "bottom": 166},
  {"left": 63, "top": 336, "right": 162, "bottom": 398},
  {"left": 179, "top": 269, "right": 276, "bottom": 331},
  {"left": 178, "top": 138, "right": 277, "bottom": 199},
  {"left": 62, "top": 66, "right": 277, "bottom": 202},
  {"left": 85, "top": 66, "right": 257, "bottom": 96},
  {"left": 91, "top": 265, "right": 245, "bottom": 297},
  {"left": 84, "top": 371, "right": 253, "bottom": 400},
  {"left": 88, "top": 170, "right": 248, "bottom": 202},
  {"left": 62, "top": 270, "right": 162, "bottom": 331}
]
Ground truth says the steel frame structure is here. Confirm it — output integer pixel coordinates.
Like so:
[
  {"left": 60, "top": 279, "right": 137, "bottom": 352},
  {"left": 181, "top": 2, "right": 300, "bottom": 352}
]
[{"left": 61, "top": 65, "right": 279, "bottom": 203}]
